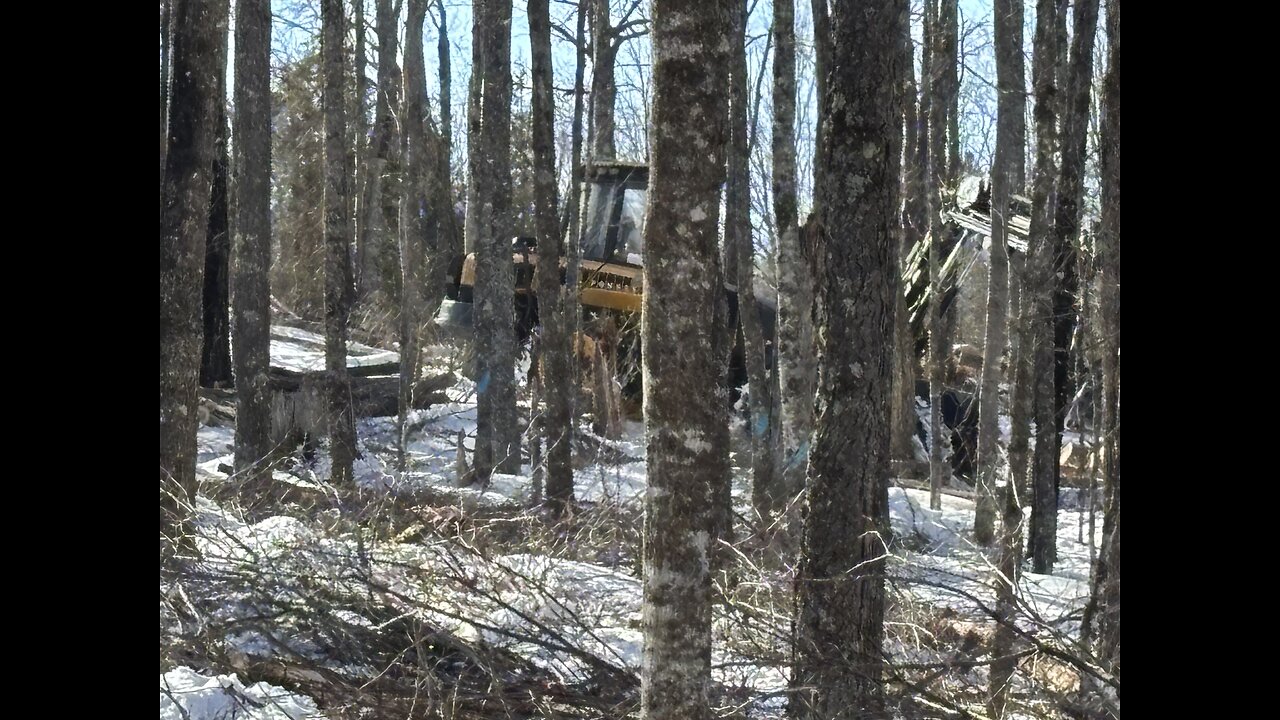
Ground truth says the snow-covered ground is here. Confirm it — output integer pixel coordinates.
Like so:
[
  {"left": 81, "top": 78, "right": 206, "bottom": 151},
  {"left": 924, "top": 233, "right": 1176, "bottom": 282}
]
[
  {"left": 161, "top": 666, "right": 319, "bottom": 720},
  {"left": 166, "top": 344, "right": 1106, "bottom": 718}
]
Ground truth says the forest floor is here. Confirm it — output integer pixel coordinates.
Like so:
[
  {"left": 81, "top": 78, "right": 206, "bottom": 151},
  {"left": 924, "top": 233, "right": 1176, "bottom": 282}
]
[{"left": 160, "top": 339, "right": 1107, "bottom": 720}]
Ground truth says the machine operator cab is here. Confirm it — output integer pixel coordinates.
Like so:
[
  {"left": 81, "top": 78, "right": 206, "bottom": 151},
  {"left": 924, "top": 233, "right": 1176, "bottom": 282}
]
[{"left": 437, "top": 161, "right": 652, "bottom": 334}]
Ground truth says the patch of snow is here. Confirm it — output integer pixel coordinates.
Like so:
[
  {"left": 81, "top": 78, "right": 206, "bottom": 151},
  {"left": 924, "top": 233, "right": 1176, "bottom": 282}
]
[{"left": 160, "top": 666, "right": 319, "bottom": 720}]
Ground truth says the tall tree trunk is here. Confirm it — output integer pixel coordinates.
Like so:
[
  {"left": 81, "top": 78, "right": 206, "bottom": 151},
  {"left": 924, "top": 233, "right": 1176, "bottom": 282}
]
[
  {"left": 894, "top": 0, "right": 925, "bottom": 466},
  {"left": 473, "top": 0, "right": 520, "bottom": 480},
  {"left": 940, "top": 0, "right": 960, "bottom": 180},
  {"left": 323, "top": 0, "right": 357, "bottom": 486},
  {"left": 935, "top": 0, "right": 961, "bottom": 379},
  {"left": 974, "top": 0, "right": 1028, "bottom": 545},
  {"left": 726, "top": 0, "right": 777, "bottom": 523},
  {"left": 565, "top": 0, "right": 588, "bottom": 369},
  {"left": 399, "top": 0, "right": 435, "bottom": 469},
  {"left": 464, "top": 30, "right": 482, "bottom": 256},
  {"left": 925, "top": 0, "right": 946, "bottom": 510},
  {"left": 437, "top": 0, "right": 452, "bottom": 171},
  {"left": 160, "top": 0, "right": 229, "bottom": 544},
  {"left": 986, "top": 0, "right": 1026, "bottom": 710},
  {"left": 791, "top": 1, "right": 898, "bottom": 715},
  {"left": 1006, "top": 0, "right": 1032, "bottom": 520},
  {"left": 232, "top": 0, "right": 274, "bottom": 484},
  {"left": 710, "top": 253, "right": 736, "bottom": 564},
  {"left": 201, "top": 76, "right": 233, "bottom": 389},
  {"left": 590, "top": 0, "right": 617, "bottom": 161},
  {"left": 160, "top": 0, "right": 172, "bottom": 185},
  {"left": 530, "top": 0, "right": 573, "bottom": 515},
  {"left": 352, "top": 0, "right": 369, "bottom": 297},
  {"left": 554, "top": 0, "right": 589, "bottom": 426},
  {"left": 358, "top": 0, "right": 400, "bottom": 299},
  {"left": 1096, "top": 0, "right": 1120, "bottom": 674},
  {"left": 436, "top": 0, "right": 461, "bottom": 263},
  {"left": 890, "top": 0, "right": 919, "bottom": 464},
  {"left": 640, "top": 2, "right": 732, "bottom": 717},
  {"left": 1027, "top": 0, "right": 1061, "bottom": 574},
  {"left": 809, "top": 0, "right": 830, "bottom": 205},
  {"left": 775, "top": 0, "right": 813, "bottom": 505},
  {"left": 1051, "top": 0, "right": 1100, "bottom": 514}
]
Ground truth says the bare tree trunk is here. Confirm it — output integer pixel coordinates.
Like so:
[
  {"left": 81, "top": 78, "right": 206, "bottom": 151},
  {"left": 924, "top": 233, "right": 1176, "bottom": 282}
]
[
  {"left": 436, "top": 1, "right": 451, "bottom": 169},
  {"left": 473, "top": 0, "right": 520, "bottom": 480},
  {"left": 232, "top": 0, "right": 274, "bottom": 485},
  {"left": 890, "top": 0, "right": 919, "bottom": 464},
  {"left": 1027, "top": 0, "right": 1061, "bottom": 574},
  {"left": 895, "top": 0, "right": 925, "bottom": 465},
  {"left": 640, "top": 2, "right": 732, "bottom": 717},
  {"left": 924, "top": 0, "right": 946, "bottom": 510},
  {"left": 774, "top": 0, "right": 813, "bottom": 505},
  {"left": 791, "top": 1, "right": 898, "bottom": 715},
  {"left": 530, "top": 0, "right": 573, "bottom": 515},
  {"left": 464, "top": 14, "right": 483, "bottom": 258},
  {"left": 589, "top": 0, "right": 617, "bottom": 161},
  {"left": 435, "top": 0, "right": 461, "bottom": 264},
  {"left": 352, "top": 0, "right": 369, "bottom": 296},
  {"left": 725, "top": 0, "right": 777, "bottom": 523},
  {"left": 1097, "top": 0, "right": 1120, "bottom": 674},
  {"left": 323, "top": 0, "right": 357, "bottom": 486},
  {"left": 398, "top": 0, "right": 435, "bottom": 469},
  {"left": 809, "top": 0, "right": 829, "bottom": 205},
  {"left": 1005, "top": 0, "right": 1032, "bottom": 519},
  {"left": 358, "top": 0, "right": 400, "bottom": 299},
  {"left": 974, "top": 0, "right": 1028, "bottom": 546},
  {"left": 940, "top": 0, "right": 959, "bottom": 180},
  {"left": 986, "top": 0, "right": 1026, "bottom": 710},
  {"left": 1051, "top": 0, "right": 1100, "bottom": 514},
  {"left": 933, "top": 2, "right": 961, "bottom": 447},
  {"left": 565, "top": 0, "right": 588, "bottom": 373},
  {"left": 160, "top": 0, "right": 172, "bottom": 185},
  {"left": 160, "top": 0, "right": 229, "bottom": 545},
  {"left": 201, "top": 72, "right": 233, "bottom": 389}
]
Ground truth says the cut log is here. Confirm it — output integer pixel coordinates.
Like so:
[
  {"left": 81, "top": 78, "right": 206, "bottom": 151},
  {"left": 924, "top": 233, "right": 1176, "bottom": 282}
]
[
  {"left": 269, "top": 371, "right": 455, "bottom": 444},
  {"left": 197, "top": 390, "right": 237, "bottom": 427}
]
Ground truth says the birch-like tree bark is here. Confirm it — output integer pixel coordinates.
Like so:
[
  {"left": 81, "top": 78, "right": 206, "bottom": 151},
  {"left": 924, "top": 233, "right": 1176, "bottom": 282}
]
[
  {"left": 640, "top": 1, "right": 732, "bottom": 716},
  {"left": 791, "top": 0, "right": 898, "bottom": 714},
  {"left": 232, "top": 0, "right": 274, "bottom": 484}
]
